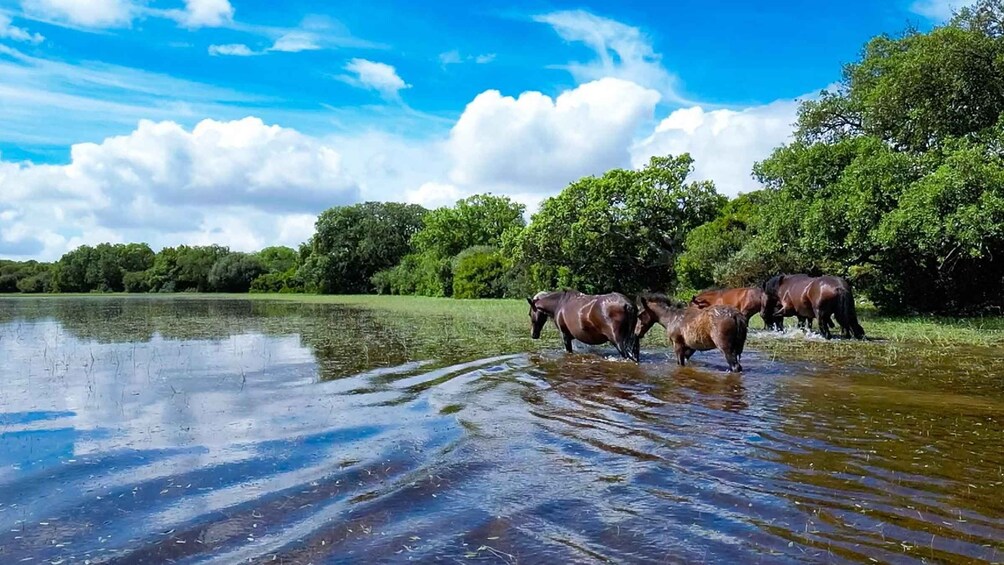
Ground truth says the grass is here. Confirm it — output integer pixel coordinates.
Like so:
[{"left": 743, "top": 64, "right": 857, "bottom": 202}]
[{"left": 5, "top": 293, "right": 1004, "bottom": 373}]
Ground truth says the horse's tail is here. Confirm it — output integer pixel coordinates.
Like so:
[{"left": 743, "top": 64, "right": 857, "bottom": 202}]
[
  {"left": 836, "top": 287, "right": 865, "bottom": 339},
  {"left": 621, "top": 299, "right": 640, "bottom": 362}
]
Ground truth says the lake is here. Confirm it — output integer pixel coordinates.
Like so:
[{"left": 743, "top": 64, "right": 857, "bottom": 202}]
[{"left": 0, "top": 296, "right": 1001, "bottom": 563}]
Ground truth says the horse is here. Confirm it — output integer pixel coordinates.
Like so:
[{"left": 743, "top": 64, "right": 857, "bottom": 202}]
[
  {"left": 527, "top": 290, "right": 639, "bottom": 362},
  {"left": 635, "top": 294, "right": 747, "bottom": 373},
  {"left": 691, "top": 287, "right": 768, "bottom": 327},
  {"left": 761, "top": 274, "right": 865, "bottom": 339}
]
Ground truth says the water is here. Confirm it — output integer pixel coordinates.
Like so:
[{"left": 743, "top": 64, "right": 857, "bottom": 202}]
[{"left": 0, "top": 297, "right": 1001, "bottom": 564}]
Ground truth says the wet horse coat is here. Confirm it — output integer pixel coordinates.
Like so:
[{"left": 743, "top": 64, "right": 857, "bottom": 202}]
[
  {"left": 691, "top": 287, "right": 767, "bottom": 327},
  {"left": 636, "top": 295, "right": 747, "bottom": 372},
  {"left": 528, "top": 290, "right": 639, "bottom": 361},
  {"left": 762, "top": 274, "right": 865, "bottom": 339}
]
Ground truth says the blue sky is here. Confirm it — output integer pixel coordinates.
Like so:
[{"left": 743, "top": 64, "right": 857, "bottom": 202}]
[{"left": 0, "top": 0, "right": 965, "bottom": 259}]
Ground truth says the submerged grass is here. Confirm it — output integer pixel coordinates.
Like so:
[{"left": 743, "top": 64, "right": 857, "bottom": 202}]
[{"left": 6, "top": 293, "right": 1004, "bottom": 373}]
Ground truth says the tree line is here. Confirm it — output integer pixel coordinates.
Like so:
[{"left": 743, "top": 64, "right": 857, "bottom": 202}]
[{"left": 4, "top": 1, "right": 1004, "bottom": 313}]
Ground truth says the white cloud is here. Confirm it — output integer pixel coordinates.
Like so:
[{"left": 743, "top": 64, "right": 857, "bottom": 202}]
[
  {"left": 0, "top": 12, "right": 44, "bottom": 43},
  {"left": 474, "top": 53, "right": 496, "bottom": 64},
  {"left": 21, "top": 0, "right": 135, "bottom": 28},
  {"left": 208, "top": 43, "right": 256, "bottom": 57},
  {"left": 339, "top": 58, "right": 410, "bottom": 99},
  {"left": 534, "top": 10, "right": 690, "bottom": 105},
  {"left": 405, "top": 182, "right": 462, "bottom": 209},
  {"left": 174, "top": 0, "right": 232, "bottom": 28},
  {"left": 0, "top": 117, "right": 359, "bottom": 259},
  {"left": 448, "top": 77, "right": 661, "bottom": 191},
  {"left": 269, "top": 31, "right": 320, "bottom": 52},
  {"left": 631, "top": 99, "right": 799, "bottom": 196},
  {"left": 910, "top": 0, "right": 974, "bottom": 20}
]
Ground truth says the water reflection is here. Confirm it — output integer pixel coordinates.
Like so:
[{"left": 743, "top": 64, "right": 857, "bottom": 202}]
[{"left": 0, "top": 297, "right": 1001, "bottom": 564}]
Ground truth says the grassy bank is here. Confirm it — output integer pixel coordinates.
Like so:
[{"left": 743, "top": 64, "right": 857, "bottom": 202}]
[{"left": 5, "top": 293, "right": 1004, "bottom": 372}]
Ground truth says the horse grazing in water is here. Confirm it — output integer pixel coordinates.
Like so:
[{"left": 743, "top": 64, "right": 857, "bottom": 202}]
[
  {"left": 761, "top": 274, "right": 865, "bottom": 339},
  {"left": 527, "top": 290, "right": 639, "bottom": 362},
  {"left": 635, "top": 295, "right": 747, "bottom": 373},
  {"left": 691, "top": 287, "right": 767, "bottom": 327}
]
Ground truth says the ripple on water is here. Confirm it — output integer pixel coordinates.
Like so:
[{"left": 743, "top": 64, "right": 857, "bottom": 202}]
[{"left": 0, "top": 298, "right": 1001, "bottom": 564}]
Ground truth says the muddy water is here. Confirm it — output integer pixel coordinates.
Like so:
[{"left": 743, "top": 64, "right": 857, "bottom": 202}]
[{"left": 0, "top": 297, "right": 1001, "bottom": 564}]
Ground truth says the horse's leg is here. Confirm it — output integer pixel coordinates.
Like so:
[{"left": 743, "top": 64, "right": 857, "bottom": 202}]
[
  {"left": 674, "top": 341, "right": 688, "bottom": 366},
  {"left": 724, "top": 351, "right": 742, "bottom": 373},
  {"left": 561, "top": 331, "right": 574, "bottom": 353},
  {"left": 813, "top": 306, "right": 830, "bottom": 339}
]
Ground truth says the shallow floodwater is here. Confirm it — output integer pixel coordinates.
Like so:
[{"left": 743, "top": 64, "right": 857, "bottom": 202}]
[{"left": 0, "top": 297, "right": 1001, "bottom": 564}]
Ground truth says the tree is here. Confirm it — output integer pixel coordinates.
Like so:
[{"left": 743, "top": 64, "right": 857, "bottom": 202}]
[
  {"left": 256, "top": 246, "right": 298, "bottom": 274},
  {"left": 299, "top": 202, "right": 427, "bottom": 293},
  {"left": 411, "top": 194, "right": 526, "bottom": 258},
  {"left": 452, "top": 246, "right": 506, "bottom": 298},
  {"left": 508, "top": 154, "right": 725, "bottom": 295},
  {"left": 209, "top": 253, "right": 267, "bottom": 293},
  {"left": 686, "top": 0, "right": 1004, "bottom": 312}
]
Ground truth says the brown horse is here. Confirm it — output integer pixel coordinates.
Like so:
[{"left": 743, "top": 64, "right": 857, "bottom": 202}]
[
  {"left": 762, "top": 274, "right": 865, "bottom": 339},
  {"left": 691, "top": 287, "right": 767, "bottom": 327},
  {"left": 528, "top": 290, "right": 639, "bottom": 362},
  {"left": 635, "top": 294, "right": 747, "bottom": 372}
]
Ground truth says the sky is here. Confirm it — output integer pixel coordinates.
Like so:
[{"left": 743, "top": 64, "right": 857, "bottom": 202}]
[{"left": 0, "top": 0, "right": 971, "bottom": 260}]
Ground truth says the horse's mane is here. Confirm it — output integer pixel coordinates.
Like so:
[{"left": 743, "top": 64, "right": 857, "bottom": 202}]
[
  {"left": 638, "top": 292, "right": 686, "bottom": 310},
  {"left": 763, "top": 274, "right": 784, "bottom": 296}
]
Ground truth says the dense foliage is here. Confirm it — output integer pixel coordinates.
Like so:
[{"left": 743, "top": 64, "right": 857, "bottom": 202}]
[
  {"left": 372, "top": 194, "right": 525, "bottom": 297},
  {"left": 677, "top": 0, "right": 1004, "bottom": 312},
  {"left": 505, "top": 155, "right": 724, "bottom": 295},
  {"left": 298, "top": 202, "right": 428, "bottom": 294}
]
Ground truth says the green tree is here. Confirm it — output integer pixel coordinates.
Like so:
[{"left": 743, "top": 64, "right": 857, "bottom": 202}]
[
  {"left": 256, "top": 246, "right": 298, "bottom": 274},
  {"left": 411, "top": 194, "right": 526, "bottom": 258},
  {"left": 509, "top": 154, "right": 725, "bottom": 294},
  {"left": 686, "top": 0, "right": 1004, "bottom": 312},
  {"left": 299, "top": 202, "right": 427, "bottom": 293},
  {"left": 209, "top": 252, "right": 267, "bottom": 293},
  {"left": 452, "top": 246, "right": 506, "bottom": 298}
]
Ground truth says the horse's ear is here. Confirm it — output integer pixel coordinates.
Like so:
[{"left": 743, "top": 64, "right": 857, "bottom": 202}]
[
  {"left": 526, "top": 297, "right": 535, "bottom": 309},
  {"left": 638, "top": 296, "right": 649, "bottom": 310}
]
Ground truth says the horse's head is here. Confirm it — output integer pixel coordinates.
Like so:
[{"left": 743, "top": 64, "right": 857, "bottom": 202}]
[
  {"left": 527, "top": 297, "right": 549, "bottom": 339},
  {"left": 761, "top": 275, "right": 785, "bottom": 328},
  {"left": 634, "top": 296, "right": 659, "bottom": 340}
]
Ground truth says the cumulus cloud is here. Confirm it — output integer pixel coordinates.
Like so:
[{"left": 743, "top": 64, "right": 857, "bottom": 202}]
[
  {"left": 631, "top": 99, "right": 799, "bottom": 196},
  {"left": 0, "top": 117, "right": 359, "bottom": 259},
  {"left": 0, "top": 12, "right": 44, "bottom": 43},
  {"left": 21, "top": 0, "right": 135, "bottom": 28},
  {"left": 172, "top": 0, "right": 233, "bottom": 28},
  {"left": 22, "top": 0, "right": 233, "bottom": 29},
  {"left": 338, "top": 58, "right": 410, "bottom": 99},
  {"left": 448, "top": 77, "right": 660, "bottom": 191},
  {"left": 910, "top": 0, "right": 974, "bottom": 20},
  {"left": 405, "top": 182, "right": 463, "bottom": 209},
  {"left": 534, "top": 10, "right": 690, "bottom": 104},
  {"left": 208, "top": 43, "right": 256, "bottom": 56}
]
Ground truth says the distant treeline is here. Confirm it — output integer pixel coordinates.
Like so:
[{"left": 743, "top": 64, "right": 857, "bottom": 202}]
[{"left": 4, "top": 2, "right": 1004, "bottom": 313}]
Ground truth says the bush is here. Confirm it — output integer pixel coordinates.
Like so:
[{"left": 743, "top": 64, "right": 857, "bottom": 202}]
[
  {"left": 208, "top": 253, "right": 266, "bottom": 293},
  {"left": 123, "top": 270, "right": 152, "bottom": 293},
  {"left": 370, "top": 253, "right": 452, "bottom": 296},
  {"left": 250, "top": 267, "right": 303, "bottom": 293},
  {"left": 452, "top": 246, "right": 505, "bottom": 298}
]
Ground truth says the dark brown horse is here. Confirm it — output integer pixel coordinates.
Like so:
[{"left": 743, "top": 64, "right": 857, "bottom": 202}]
[
  {"left": 635, "top": 295, "right": 747, "bottom": 372},
  {"left": 528, "top": 290, "right": 639, "bottom": 362},
  {"left": 691, "top": 287, "right": 767, "bottom": 327},
  {"left": 762, "top": 274, "right": 865, "bottom": 339}
]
